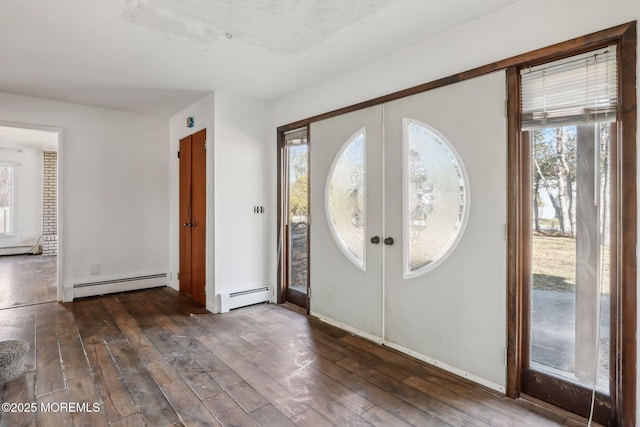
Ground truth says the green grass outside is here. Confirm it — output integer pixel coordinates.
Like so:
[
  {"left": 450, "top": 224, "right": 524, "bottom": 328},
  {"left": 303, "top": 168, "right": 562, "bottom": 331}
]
[{"left": 532, "top": 235, "right": 610, "bottom": 294}]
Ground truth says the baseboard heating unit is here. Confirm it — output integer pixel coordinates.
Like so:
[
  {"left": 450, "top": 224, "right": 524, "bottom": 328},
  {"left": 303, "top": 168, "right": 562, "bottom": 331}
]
[
  {"left": 219, "top": 285, "right": 270, "bottom": 313},
  {"left": 0, "top": 246, "right": 36, "bottom": 256},
  {"left": 73, "top": 273, "right": 167, "bottom": 298}
]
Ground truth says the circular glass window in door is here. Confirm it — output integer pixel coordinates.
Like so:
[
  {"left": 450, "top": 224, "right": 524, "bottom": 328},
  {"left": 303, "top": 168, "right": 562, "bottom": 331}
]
[
  {"left": 403, "top": 118, "right": 469, "bottom": 278},
  {"left": 326, "top": 128, "right": 366, "bottom": 270}
]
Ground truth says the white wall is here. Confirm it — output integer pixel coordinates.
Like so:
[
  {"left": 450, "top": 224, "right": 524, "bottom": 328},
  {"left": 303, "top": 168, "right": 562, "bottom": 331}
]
[
  {"left": 169, "top": 91, "right": 272, "bottom": 312},
  {"left": 0, "top": 148, "right": 42, "bottom": 250},
  {"left": 213, "top": 92, "right": 273, "bottom": 308},
  {"left": 0, "top": 92, "right": 169, "bottom": 300},
  {"left": 274, "top": 0, "right": 639, "bottom": 126},
  {"left": 271, "top": 0, "right": 640, "bottom": 416}
]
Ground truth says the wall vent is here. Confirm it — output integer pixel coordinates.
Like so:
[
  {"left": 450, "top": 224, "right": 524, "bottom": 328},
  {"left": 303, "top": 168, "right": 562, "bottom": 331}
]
[{"left": 219, "top": 285, "right": 270, "bottom": 313}]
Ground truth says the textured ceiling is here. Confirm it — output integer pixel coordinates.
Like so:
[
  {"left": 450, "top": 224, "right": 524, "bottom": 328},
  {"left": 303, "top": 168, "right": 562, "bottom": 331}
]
[
  {"left": 124, "top": 0, "right": 398, "bottom": 54},
  {"left": 0, "top": 0, "right": 521, "bottom": 117}
]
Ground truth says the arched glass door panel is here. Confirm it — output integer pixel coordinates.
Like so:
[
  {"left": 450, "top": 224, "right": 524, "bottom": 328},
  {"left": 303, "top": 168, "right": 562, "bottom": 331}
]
[
  {"left": 403, "top": 119, "right": 469, "bottom": 278},
  {"left": 326, "top": 129, "right": 366, "bottom": 270}
]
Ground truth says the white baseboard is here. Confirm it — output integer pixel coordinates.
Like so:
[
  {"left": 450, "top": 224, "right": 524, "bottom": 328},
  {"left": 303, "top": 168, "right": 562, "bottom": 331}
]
[
  {"left": 219, "top": 285, "right": 270, "bottom": 313},
  {"left": 383, "top": 340, "right": 505, "bottom": 393},
  {"left": 308, "top": 311, "right": 505, "bottom": 394},
  {"left": 310, "top": 311, "right": 382, "bottom": 344},
  {"left": 0, "top": 246, "right": 35, "bottom": 256},
  {"left": 63, "top": 286, "right": 74, "bottom": 302},
  {"left": 73, "top": 273, "right": 167, "bottom": 299}
]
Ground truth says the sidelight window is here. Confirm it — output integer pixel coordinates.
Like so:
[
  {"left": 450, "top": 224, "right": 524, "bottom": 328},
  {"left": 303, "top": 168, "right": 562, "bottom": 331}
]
[{"left": 518, "top": 45, "right": 620, "bottom": 422}]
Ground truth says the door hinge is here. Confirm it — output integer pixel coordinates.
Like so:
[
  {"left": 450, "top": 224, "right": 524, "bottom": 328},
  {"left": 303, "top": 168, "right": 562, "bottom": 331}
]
[
  {"left": 203, "top": 283, "right": 206, "bottom": 295},
  {"left": 177, "top": 151, "right": 181, "bottom": 158},
  {"left": 308, "top": 287, "right": 311, "bottom": 298},
  {"left": 177, "top": 272, "right": 180, "bottom": 280},
  {"left": 204, "top": 140, "right": 208, "bottom": 150}
]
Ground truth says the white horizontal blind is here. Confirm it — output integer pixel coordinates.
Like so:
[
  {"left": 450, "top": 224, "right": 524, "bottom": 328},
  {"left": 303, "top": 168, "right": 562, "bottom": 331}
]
[
  {"left": 284, "top": 127, "right": 308, "bottom": 145},
  {"left": 521, "top": 46, "right": 617, "bottom": 129}
]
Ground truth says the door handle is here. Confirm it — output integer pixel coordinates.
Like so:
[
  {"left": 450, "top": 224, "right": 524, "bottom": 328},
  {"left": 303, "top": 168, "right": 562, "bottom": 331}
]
[
  {"left": 384, "top": 237, "right": 394, "bottom": 246},
  {"left": 370, "top": 236, "right": 380, "bottom": 244},
  {"left": 183, "top": 222, "right": 194, "bottom": 227}
]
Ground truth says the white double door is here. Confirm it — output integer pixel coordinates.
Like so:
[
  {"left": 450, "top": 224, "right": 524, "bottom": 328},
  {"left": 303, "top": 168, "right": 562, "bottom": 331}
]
[{"left": 310, "top": 71, "right": 508, "bottom": 388}]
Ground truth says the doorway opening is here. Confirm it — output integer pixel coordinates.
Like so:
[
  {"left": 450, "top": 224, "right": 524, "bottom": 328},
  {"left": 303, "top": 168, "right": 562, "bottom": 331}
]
[{"left": 0, "top": 124, "right": 61, "bottom": 309}]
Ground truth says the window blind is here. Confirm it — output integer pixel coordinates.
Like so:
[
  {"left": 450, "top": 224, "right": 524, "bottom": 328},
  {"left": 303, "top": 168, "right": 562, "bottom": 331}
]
[
  {"left": 284, "top": 127, "right": 308, "bottom": 145},
  {"left": 520, "top": 46, "right": 617, "bottom": 129}
]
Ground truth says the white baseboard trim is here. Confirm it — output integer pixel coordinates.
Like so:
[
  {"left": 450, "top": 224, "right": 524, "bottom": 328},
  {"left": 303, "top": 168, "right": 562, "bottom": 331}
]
[
  {"left": 307, "top": 311, "right": 505, "bottom": 394},
  {"left": 73, "top": 273, "right": 167, "bottom": 299},
  {"left": 310, "top": 311, "right": 382, "bottom": 344},
  {"left": 383, "top": 340, "right": 506, "bottom": 393},
  {"left": 0, "top": 246, "right": 35, "bottom": 256},
  {"left": 63, "top": 286, "right": 74, "bottom": 302}
]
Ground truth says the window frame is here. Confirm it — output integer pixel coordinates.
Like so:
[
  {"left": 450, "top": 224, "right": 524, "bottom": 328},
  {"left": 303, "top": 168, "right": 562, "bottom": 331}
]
[
  {"left": 0, "top": 163, "right": 16, "bottom": 237},
  {"left": 506, "top": 23, "right": 636, "bottom": 426}
]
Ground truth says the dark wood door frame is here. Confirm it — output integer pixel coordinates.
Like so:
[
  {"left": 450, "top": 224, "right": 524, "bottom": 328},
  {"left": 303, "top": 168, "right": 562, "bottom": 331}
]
[
  {"left": 507, "top": 23, "right": 636, "bottom": 425},
  {"left": 276, "top": 21, "right": 636, "bottom": 424},
  {"left": 277, "top": 128, "right": 311, "bottom": 313}
]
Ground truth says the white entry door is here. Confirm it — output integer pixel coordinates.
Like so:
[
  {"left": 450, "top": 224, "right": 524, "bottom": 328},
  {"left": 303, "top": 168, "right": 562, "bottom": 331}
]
[
  {"left": 383, "top": 72, "right": 507, "bottom": 388},
  {"left": 310, "top": 106, "right": 384, "bottom": 339},
  {"left": 310, "top": 71, "right": 507, "bottom": 389}
]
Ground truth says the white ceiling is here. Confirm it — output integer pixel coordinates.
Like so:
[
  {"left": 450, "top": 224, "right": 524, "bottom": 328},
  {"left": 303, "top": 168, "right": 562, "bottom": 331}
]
[{"left": 0, "top": 0, "right": 521, "bottom": 117}]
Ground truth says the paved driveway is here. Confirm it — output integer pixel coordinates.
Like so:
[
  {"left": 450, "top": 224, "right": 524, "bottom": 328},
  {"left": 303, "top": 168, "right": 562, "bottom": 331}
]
[{"left": 531, "top": 289, "right": 609, "bottom": 388}]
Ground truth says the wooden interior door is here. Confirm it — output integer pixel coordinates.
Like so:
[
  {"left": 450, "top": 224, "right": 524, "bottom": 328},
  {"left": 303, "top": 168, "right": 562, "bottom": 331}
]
[{"left": 179, "top": 129, "right": 206, "bottom": 306}]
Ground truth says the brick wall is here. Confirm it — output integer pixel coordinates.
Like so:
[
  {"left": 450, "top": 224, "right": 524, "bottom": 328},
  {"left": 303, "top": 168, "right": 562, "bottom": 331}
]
[{"left": 42, "top": 151, "right": 57, "bottom": 256}]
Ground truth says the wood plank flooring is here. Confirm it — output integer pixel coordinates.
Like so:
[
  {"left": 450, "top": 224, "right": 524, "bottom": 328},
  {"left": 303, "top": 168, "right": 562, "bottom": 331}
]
[
  {"left": 0, "top": 287, "right": 593, "bottom": 426},
  {"left": 0, "top": 255, "right": 56, "bottom": 310}
]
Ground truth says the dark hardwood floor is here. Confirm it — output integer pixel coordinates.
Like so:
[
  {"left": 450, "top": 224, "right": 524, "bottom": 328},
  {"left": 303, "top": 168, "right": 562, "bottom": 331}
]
[
  {"left": 0, "top": 255, "right": 56, "bottom": 310},
  {"left": 0, "top": 287, "right": 593, "bottom": 426}
]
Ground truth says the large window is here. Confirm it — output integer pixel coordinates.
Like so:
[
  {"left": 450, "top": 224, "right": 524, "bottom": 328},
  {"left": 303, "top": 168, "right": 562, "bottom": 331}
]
[
  {"left": 524, "top": 46, "right": 616, "bottom": 389},
  {"left": 0, "top": 165, "right": 14, "bottom": 235},
  {"left": 516, "top": 43, "right": 627, "bottom": 424}
]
